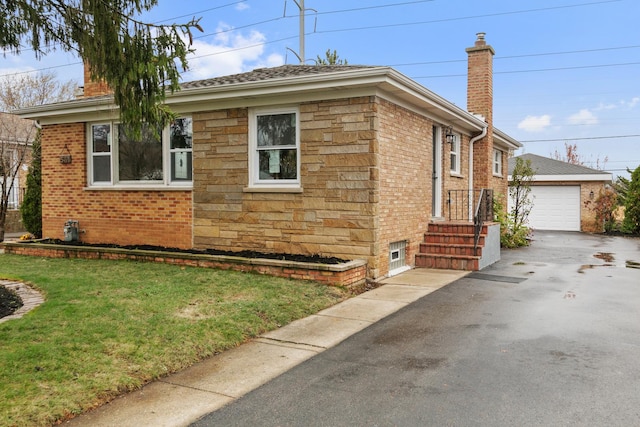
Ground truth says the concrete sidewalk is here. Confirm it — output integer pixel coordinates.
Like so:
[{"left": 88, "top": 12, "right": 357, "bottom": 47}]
[{"left": 64, "top": 268, "right": 467, "bottom": 427}]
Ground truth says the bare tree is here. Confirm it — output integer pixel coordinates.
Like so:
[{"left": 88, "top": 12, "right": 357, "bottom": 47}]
[
  {"left": 0, "top": 72, "right": 76, "bottom": 240},
  {"left": 0, "top": 72, "right": 76, "bottom": 111},
  {"left": 552, "top": 142, "right": 608, "bottom": 170}
]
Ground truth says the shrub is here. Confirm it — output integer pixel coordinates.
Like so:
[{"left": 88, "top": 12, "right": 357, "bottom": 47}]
[
  {"left": 494, "top": 196, "right": 531, "bottom": 248},
  {"left": 622, "top": 165, "right": 640, "bottom": 235}
]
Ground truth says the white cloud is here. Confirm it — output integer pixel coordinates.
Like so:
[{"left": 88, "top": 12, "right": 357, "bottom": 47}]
[
  {"left": 595, "top": 102, "right": 617, "bottom": 111},
  {"left": 182, "top": 23, "right": 284, "bottom": 80},
  {"left": 567, "top": 109, "right": 598, "bottom": 126},
  {"left": 625, "top": 97, "right": 639, "bottom": 108},
  {"left": 235, "top": 2, "right": 250, "bottom": 11},
  {"left": 517, "top": 115, "right": 552, "bottom": 132}
]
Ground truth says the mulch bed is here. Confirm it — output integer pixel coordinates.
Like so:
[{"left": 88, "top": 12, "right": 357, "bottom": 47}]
[
  {"left": 29, "top": 239, "right": 349, "bottom": 265},
  {"left": 0, "top": 286, "right": 23, "bottom": 319}
]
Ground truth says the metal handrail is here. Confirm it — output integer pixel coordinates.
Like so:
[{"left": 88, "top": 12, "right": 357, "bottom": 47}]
[{"left": 473, "top": 189, "right": 493, "bottom": 255}]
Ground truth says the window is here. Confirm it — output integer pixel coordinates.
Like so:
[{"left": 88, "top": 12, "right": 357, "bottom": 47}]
[
  {"left": 249, "top": 107, "right": 300, "bottom": 188},
  {"left": 493, "top": 149, "right": 503, "bottom": 176},
  {"left": 88, "top": 118, "right": 192, "bottom": 187},
  {"left": 389, "top": 240, "right": 409, "bottom": 276},
  {"left": 450, "top": 134, "right": 460, "bottom": 174},
  {"left": 170, "top": 118, "right": 193, "bottom": 182}
]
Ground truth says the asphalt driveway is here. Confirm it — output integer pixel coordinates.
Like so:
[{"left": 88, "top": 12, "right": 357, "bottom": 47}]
[{"left": 192, "top": 231, "right": 640, "bottom": 427}]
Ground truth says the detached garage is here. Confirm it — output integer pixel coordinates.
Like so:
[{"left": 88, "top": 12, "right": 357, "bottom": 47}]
[{"left": 508, "top": 154, "right": 612, "bottom": 232}]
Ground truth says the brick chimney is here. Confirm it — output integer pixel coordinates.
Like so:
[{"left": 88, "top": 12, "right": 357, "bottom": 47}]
[
  {"left": 82, "top": 63, "right": 112, "bottom": 97},
  {"left": 466, "top": 32, "right": 495, "bottom": 190}
]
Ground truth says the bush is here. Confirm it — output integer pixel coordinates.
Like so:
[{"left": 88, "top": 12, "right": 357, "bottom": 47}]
[
  {"left": 494, "top": 196, "right": 531, "bottom": 248},
  {"left": 622, "top": 165, "right": 640, "bottom": 235}
]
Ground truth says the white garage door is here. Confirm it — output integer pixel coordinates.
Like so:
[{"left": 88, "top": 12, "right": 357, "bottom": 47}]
[{"left": 527, "top": 186, "right": 581, "bottom": 231}]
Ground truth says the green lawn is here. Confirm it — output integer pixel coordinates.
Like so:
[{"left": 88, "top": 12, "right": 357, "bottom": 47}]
[{"left": 0, "top": 254, "right": 349, "bottom": 427}]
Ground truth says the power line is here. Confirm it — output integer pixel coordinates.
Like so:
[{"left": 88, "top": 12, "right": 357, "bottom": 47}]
[
  {"left": 155, "top": 1, "right": 248, "bottom": 24},
  {"left": 0, "top": 0, "right": 629, "bottom": 79},
  {"left": 519, "top": 135, "right": 640, "bottom": 143},
  {"left": 314, "top": 0, "right": 621, "bottom": 35},
  {"left": 411, "top": 61, "right": 640, "bottom": 79},
  {"left": 392, "top": 45, "right": 640, "bottom": 68}
]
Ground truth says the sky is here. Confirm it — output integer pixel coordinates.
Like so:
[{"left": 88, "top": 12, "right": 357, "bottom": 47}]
[{"left": 2, "top": 0, "right": 639, "bottom": 178}]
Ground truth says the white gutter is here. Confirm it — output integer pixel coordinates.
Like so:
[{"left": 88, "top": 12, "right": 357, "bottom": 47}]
[{"left": 468, "top": 124, "right": 488, "bottom": 220}]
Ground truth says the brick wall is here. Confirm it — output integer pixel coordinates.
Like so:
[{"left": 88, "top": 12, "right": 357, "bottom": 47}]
[
  {"left": 2, "top": 243, "right": 367, "bottom": 288},
  {"left": 192, "top": 98, "right": 379, "bottom": 275},
  {"left": 40, "top": 123, "right": 193, "bottom": 248},
  {"left": 376, "top": 99, "right": 432, "bottom": 276},
  {"left": 83, "top": 63, "right": 111, "bottom": 97},
  {"left": 467, "top": 34, "right": 499, "bottom": 197},
  {"left": 581, "top": 181, "right": 606, "bottom": 232}
]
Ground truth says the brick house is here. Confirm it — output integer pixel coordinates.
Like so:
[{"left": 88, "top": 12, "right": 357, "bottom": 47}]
[
  {"left": 508, "top": 153, "right": 612, "bottom": 232},
  {"left": 17, "top": 33, "right": 520, "bottom": 279}
]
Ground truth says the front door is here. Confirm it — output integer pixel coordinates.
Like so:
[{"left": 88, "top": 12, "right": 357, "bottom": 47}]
[{"left": 432, "top": 126, "right": 442, "bottom": 218}]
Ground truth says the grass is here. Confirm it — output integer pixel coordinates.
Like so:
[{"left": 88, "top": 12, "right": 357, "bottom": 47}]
[{"left": 0, "top": 254, "right": 350, "bottom": 427}]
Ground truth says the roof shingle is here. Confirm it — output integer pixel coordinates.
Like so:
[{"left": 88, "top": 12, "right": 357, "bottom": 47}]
[
  {"left": 181, "top": 65, "right": 378, "bottom": 89},
  {"left": 508, "top": 153, "right": 610, "bottom": 176}
]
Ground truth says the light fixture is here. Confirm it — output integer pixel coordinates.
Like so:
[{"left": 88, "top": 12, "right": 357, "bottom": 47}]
[
  {"left": 589, "top": 190, "right": 595, "bottom": 200},
  {"left": 444, "top": 125, "right": 456, "bottom": 145}
]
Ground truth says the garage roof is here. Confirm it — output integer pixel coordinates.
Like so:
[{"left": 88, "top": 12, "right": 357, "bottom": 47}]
[{"left": 508, "top": 153, "right": 612, "bottom": 182}]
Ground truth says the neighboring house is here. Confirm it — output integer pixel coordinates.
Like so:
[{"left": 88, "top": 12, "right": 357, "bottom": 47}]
[
  {"left": 17, "top": 33, "right": 521, "bottom": 279},
  {"left": 0, "top": 112, "right": 34, "bottom": 233},
  {"left": 508, "top": 153, "right": 612, "bottom": 232}
]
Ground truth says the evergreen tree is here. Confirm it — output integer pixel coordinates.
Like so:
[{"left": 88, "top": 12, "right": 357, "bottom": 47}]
[
  {"left": 315, "top": 49, "right": 348, "bottom": 65},
  {"left": 20, "top": 132, "right": 42, "bottom": 238},
  {"left": 0, "top": 1, "right": 202, "bottom": 137}
]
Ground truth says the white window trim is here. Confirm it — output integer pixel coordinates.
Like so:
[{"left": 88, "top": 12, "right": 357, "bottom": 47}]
[
  {"left": 450, "top": 133, "right": 461, "bottom": 175},
  {"left": 493, "top": 149, "right": 503, "bottom": 176},
  {"left": 247, "top": 106, "right": 301, "bottom": 190},
  {"left": 86, "top": 119, "right": 193, "bottom": 189}
]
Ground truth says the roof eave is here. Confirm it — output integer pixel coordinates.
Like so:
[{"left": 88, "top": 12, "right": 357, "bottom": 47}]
[{"left": 494, "top": 128, "right": 523, "bottom": 149}]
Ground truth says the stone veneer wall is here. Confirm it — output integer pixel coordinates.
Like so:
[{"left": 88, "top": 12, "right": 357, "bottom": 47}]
[
  {"left": 192, "top": 98, "right": 379, "bottom": 276},
  {"left": 39, "top": 123, "right": 193, "bottom": 248},
  {"left": 376, "top": 99, "right": 433, "bottom": 276}
]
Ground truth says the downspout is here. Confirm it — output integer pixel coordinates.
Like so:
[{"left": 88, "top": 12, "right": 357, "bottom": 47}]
[{"left": 468, "top": 124, "right": 488, "bottom": 220}]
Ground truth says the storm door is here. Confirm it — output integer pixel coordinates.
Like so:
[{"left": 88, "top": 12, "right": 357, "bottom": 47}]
[{"left": 432, "top": 126, "right": 443, "bottom": 218}]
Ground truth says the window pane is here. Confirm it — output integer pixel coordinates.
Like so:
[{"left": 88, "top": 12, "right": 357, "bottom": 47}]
[
  {"left": 258, "top": 149, "right": 297, "bottom": 180},
  {"left": 118, "top": 124, "right": 163, "bottom": 181},
  {"left": 93, "top": 156, "right": 111, "bottom": 182},
  {"left": 257, "top": 113, "right": 296, "bottom": 147},
  {"left": 171, "top": 151, "right": 192, "bottom": 181},
  {"left": 92, "top": 124, "right": 111, "bottom": 153},
  {"left": 170, "top": 118, "right": 193, "bottom": 149}
]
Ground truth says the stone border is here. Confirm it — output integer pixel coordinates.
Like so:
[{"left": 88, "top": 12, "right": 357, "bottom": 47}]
[
  {"left": 1, "top": 242, "right": 368, "bottom": 288},
  {"left": 0, "top": 280, "right": 45, "bottom": 323}
]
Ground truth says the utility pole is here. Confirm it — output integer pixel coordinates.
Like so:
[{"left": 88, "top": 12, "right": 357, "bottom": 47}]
[
  {"left": 293, "top": 0, "right": 305, "bottom": 64},
  {"left": 292, "top": 0, "right": 316, "bottom": 64}
]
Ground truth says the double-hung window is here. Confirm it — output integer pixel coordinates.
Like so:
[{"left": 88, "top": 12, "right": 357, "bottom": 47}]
[
  {"left": 493, "top": 149, "right": 503, "bottom": 176},
  {"left": 450, "top": 133, "right": 460, "bottom": 174},
  {"left": 249, "top": 107, "right": 300, "bottom": 188},
  {"left": 88, "top": 117, "right": 192, "bottom": 187}
]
